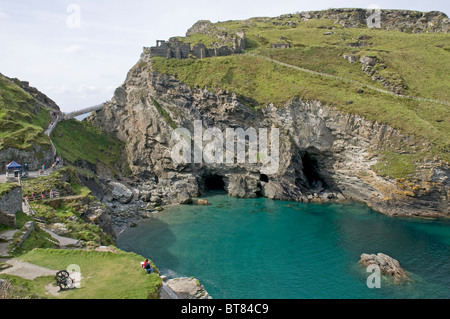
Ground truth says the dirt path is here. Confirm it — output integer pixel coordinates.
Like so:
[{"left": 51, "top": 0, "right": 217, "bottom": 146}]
[{"left": 0, "top": 258, "right": 58, "bottom": 280}]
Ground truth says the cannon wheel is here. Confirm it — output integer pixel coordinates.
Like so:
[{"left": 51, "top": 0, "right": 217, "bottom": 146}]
[{"left": 55, "top": 270, "right": 72, "bottom": 291}]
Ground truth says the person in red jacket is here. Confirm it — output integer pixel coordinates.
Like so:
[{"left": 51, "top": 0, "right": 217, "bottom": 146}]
[{"left": 142, "top": 259, "right": 153, "bottom": 274}]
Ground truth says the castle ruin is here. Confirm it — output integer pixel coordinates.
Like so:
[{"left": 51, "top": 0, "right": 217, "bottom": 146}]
[{"left": 144, "top": 20, "right": 246, "bottom": 60}]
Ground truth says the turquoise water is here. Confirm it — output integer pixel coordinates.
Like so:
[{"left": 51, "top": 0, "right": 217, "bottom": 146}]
[{"left": 116, "top": 192, "right": 450, "bottom": 299}]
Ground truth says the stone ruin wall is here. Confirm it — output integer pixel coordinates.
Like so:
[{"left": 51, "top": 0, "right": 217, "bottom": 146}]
[
  {"left": 145, "top": 20, "right": 246, "bottom": 60},
  {"left": 145, "top": 38, "right": 246, "bottom": 60}
]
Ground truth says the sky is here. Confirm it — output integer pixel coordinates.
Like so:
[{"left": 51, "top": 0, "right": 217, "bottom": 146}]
[{"left": 0, "top": 0, "right": 448, "bottom": 113}]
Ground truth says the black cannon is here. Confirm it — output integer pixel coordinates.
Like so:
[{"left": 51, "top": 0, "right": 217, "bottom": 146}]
[{"left": 55, "top": 270, "right": 73, "bottom": 291}]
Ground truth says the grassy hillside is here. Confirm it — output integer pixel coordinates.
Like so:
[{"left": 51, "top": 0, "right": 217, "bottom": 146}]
[
  {"left": 51, "top": 119, "right": 128, "bottom": 176},
  {"left": 151, "top": 14, "right": 450, "bottom": 177},
  {"left": 1, "top": 248, "right": 161, "bottom": 299},
  {"left": 0, "top": 74, "right": 51, "bottom": 151}
]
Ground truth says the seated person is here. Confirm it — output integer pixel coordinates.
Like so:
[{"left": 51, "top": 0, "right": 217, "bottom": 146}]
[{"left": 142, "top": 259, "right": 154, "bottom": 274}]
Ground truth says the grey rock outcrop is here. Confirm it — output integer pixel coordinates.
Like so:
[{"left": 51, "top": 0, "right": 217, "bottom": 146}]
[
  {"left": 0, "top": 146, "right": 55, "bottom": 173},
  {"left": 109, "top": 181, "right": 134, "bottom": 204},
  {"left": 359, "top": 253, "right": 410, "bottom": 283},
  {"left": 298, "top": 8, "right": 449, "bottom": 33},
  {"left": 0, "top": 185, "right": 22, "bottom": 228}
]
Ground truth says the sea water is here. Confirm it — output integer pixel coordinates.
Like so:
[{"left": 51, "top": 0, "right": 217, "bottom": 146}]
[{"left": 116, "top": 192, "right": 450, "bottom": 299}]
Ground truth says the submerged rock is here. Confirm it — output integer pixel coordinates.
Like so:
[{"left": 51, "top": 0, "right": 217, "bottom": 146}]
[
  {"left": 193, "top": 198, "right": 210, "bottom": 206},
  {"left": 359, "top": 253, "right": 410, "bottom": 284}
]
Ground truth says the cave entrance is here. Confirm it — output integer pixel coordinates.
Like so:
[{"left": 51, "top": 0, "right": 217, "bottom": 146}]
[
  {"left": 301, "top": 152, "right": 327, "bottom": 189},
  {"left": 259, "top": 174, "right": 269, "bottom": 183},
  {"left": 204, "top": 175, "right": 226, "bottom": 192}
]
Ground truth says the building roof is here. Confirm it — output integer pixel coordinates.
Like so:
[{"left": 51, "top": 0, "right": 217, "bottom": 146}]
[{"left": 6, "top": 161, "right": 21, "bottom": 169}]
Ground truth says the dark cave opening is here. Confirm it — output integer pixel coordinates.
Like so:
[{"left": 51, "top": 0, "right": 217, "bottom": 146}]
[
  {"left": 204, "top": 175, "right": 226, "bottom": 191},
  {"left": 259, "top": 174, "right": 269, "bottom": 183},
  {"left": 301, "top": 152, "right": 327, "bottom": 189}
]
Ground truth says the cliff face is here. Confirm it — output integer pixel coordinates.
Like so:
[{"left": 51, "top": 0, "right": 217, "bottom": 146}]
[
  {"left": 87, "top": 53, "right": 449, "bottom": 218},
  {"left": 0, "top": 184, "right": 21, "bottom": 227}
]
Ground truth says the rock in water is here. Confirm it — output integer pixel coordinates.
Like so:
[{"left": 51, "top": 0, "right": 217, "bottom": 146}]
[
  {"left": 359, "top": 253, "right": 410, "bottom": 283},
  {"left": 193, "top": 199, "right": 210, "bottom": 206},
  {"left": 166, "top": 277, "right": 212, "bottom": 299}
]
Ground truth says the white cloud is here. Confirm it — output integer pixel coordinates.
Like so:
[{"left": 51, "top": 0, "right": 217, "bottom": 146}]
[
  {"left": 77, "top": 84, "right": 99, "bottom": 93},
  {"left": 0, "top": 12, "right": 8, "bottom": 20},
  {"left": 63, "top": 44, "right": 83, "bottom": 54},
  {"left": 45, "top": 85, "right": 69, "bottom": 95}
]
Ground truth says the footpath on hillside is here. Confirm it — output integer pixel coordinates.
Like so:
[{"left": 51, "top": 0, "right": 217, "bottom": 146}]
[
  {"left": 250, "top": 53, "right": 450, "bottom": 106},
  {"left": 0, "top": 257, "right": 58, "bottom": 280}
]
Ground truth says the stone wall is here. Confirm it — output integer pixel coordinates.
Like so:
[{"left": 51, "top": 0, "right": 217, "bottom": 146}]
[
  {"left": 15, "top": 221, "right": 34, "bottom": 248},
  {"left": 149, "top": 41, "right": 192, "bottom": 59},
  {"left": 146, "top": 20, "right": 246, "bottom": 60},
  {"left": 147, "top": 39, "right": 245, "bottom": 60},
  {"left": 0, "top": 186, "right": 21, "bottom": 228}
]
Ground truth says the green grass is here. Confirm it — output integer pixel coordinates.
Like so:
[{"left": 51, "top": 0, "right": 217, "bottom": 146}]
[
  {"left": 18, "top": 248, "right": 161, "bottom": 299},
  {"left": 21, "top": 166, "right": 85, "bottom": 198},
  {"left": 21, "top": 166, "right": 114, "bottom": 245},
  {"left": 0, "top": 275, "right": 51, "bottom": 299},
  {"left": 151, "top": 15, "right": 450, "bottom": 177},
  {"left": 0, "top": 75, "right": 51, "bottom": 151},
  {"left": 51, "top": 119, "right": 127, "bottom": 176},
  {"left": 0, "top": 182, "right": 19, "bottom": 196},
  {"left": 151, "top": 97, "right": 178, "bottom": 129}
]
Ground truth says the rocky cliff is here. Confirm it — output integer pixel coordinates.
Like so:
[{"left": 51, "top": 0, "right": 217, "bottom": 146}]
[{"left": 86, "top": 49, "right": 449, "bottom": 218}]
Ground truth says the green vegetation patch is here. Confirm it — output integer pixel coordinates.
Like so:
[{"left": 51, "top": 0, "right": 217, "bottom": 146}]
[
  {"left": 0, "top": 75, "right": 51, "bottom": 151},
  {"left": 372, "top": 150, "right": 419, "bottom": 179},
  {"left": 51, "top": 119, "right": 127, "bottom": 175},
  {"left": 19, "top": 248, "right": 161, "bottom": 299},
  {"left": 0, "top": 275, "right": 51, "bottom": 299},
  {"left": 21, "top": 166, "right": 86, "bottom": 198},
  {"left": 151, "top": 97, "right": 178, "bottom": 129},
  {"left": 0, "top": 182, "right": 19, "bottom": 196},
  {"left": 9, "top": 211, "right": 57, "bottom": 256},
  {"left": 21, "top": 166, "right": 114, "bottom": 245}
]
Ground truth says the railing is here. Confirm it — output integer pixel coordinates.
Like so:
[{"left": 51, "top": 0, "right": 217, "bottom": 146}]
[{"left": 24, "top": 191, "right": 60, "bottom": 203}]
